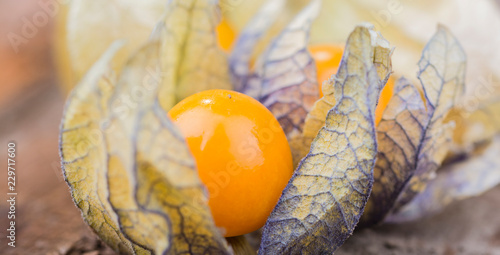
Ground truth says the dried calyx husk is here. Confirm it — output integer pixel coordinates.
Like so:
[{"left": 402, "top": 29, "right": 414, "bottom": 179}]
[
  {"left": 230, "top": 0, "right": 321, "bottom": 165},
  {"left": 59, "top": 0, "right": 500, "bottom": 254},
  {"left": 259, "top": 21, "right": 391, "bottom": 253},
  {"left": 383, "top": 95, "right": 500, "bottom": 223},
  {"left": 60, "top": 0, "right": 233, "bottom": 254},
  {"left": 360, "top": 25, "right": 466, "bottom": 226},
  {"left": 362, "top": 26, "right": 500, "bottom": 226}
]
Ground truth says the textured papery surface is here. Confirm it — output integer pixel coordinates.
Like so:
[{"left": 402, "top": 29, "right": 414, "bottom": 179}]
[
  {"left": 387, "top": 136, "right": 500, "bottom": 222},
  {"left": 229, "top": 0, "right": 321, "bottom": 165},
  {"left": 259, "top": 24, "right": 391, "bottom": 255},
  {"left": 360, "top": 78, "right": 428, "bottom": 226},
  {"left": 229, "top": 0, "right": 285, "bottom": 92},
  {"left": 390, "top": 25, "right": 466, "bottom": 212},
  {"left": 256, "top": 0, "right": 321, "bottom": 162},
  {"left": 60, "top": 42, "right": 146, "bottom": 254},
  {"left": 157, "top": 0, "right": 232, "bottom": 110},
  {"left": 289, "top": 24, "right": 393, "bottom": 167},
  {"left": 104, "top": 41, "right": 230, "bottom": 254},
  {"left": 361, "top": 25, "right": 466, "bottom": 225},
  {"left": 61, "top": 5, "right": 232, "bottom": 252},
  {"left": 105, "top": 103, "right": 229, "bottom": 254}
]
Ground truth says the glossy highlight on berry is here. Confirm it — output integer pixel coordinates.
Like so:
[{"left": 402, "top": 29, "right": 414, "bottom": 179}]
[{"left": 168, "top": 89, "right": 294, "bottom": 237}]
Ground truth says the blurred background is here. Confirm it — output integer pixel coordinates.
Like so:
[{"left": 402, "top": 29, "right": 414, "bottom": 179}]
[
  {"left": 0, "top": 1, "right": 104, "bottom": 254},
  {"left": 1, "top": 0, "right": 500, "bottom": 254}
]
